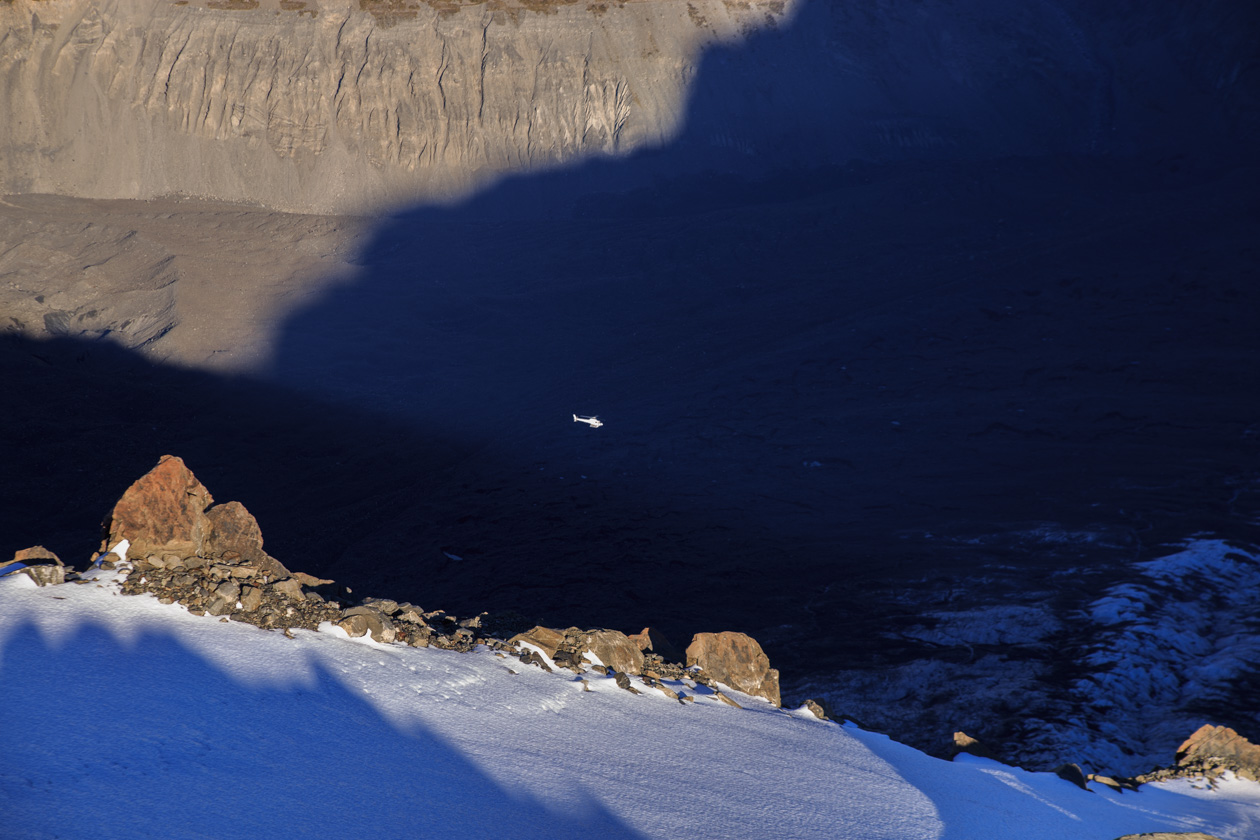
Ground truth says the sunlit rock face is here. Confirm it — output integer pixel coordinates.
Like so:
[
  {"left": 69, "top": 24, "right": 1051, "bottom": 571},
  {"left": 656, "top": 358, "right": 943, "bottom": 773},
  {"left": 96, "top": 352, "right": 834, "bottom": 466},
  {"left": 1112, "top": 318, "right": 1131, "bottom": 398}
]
[
  {"left": 2, "top": 0, "right": 1252, "bottom": 214},
  {"left": 0, "top": 0, "right": 797, "bottom": 213}
]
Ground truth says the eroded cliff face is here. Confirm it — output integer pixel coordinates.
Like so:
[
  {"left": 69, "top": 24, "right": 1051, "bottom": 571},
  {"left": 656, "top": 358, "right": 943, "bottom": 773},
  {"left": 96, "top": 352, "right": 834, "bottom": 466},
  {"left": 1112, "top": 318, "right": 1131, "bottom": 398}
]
[
  {"left": 2, "top": 0, "right": 1253, "bottom": 214},
  {"left": 0, "top": 0, "right": 796, "bottom": 213}
]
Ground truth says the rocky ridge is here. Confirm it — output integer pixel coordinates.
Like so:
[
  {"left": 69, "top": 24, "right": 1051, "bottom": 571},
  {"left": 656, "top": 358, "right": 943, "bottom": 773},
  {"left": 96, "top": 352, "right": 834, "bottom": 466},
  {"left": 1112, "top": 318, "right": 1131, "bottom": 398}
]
[
  {"left": 6, "top": 453, "right": 1258, "bottom": 816},
  {"left": 12, "top": 454, "right": 787, "bottom": 708}
]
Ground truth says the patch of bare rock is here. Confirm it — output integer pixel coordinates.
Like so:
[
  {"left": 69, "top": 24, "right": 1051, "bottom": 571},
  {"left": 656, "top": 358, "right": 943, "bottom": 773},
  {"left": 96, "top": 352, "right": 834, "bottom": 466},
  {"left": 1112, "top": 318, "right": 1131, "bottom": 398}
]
[
  {"left": 1136, "top": 725, "right": 1260, "bottom": 785},
  {"left": 8, "top": 454, "right": 789, "bottom": 708}
]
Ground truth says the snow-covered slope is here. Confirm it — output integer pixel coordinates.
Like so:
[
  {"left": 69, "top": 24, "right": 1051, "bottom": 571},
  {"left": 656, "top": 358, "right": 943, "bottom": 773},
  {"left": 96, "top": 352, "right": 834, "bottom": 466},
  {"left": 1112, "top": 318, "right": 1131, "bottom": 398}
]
[{"left": 2, "top": 569, "right": 1257, "bottom": 840}]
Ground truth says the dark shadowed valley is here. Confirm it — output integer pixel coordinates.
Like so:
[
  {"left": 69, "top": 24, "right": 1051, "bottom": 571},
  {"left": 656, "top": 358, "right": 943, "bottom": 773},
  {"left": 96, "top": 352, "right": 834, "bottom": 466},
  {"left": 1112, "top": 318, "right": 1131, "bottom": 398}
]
[{"left": 3, "top": 0, "right": 1257, "bottom": 774}]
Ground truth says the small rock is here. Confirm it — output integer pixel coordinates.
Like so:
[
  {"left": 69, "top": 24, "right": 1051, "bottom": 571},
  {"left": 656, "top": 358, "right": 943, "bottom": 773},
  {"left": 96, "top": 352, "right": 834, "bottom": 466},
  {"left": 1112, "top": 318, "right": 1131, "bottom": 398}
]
[
  {"left": 240, "top": 585, "right": 263, "bottom": 612},
  {"left": 713, "top": 690, "right": 742, "bottom": 709},
  {"left": 1054, "top": 763, "right": 1089, "bottom": 790},
  {"left": 518, "top": 649, "right": 552, "bottom": 672},
  {"left": 613, "top": 672, "right": 641, "bottom": 694},
  {"left": 21, "top": 564, "right": 66, "bottom": 587},
  {"left": 1087, "top": 774, "right": 1125, "bottom": 793},
  {"left": 291, "top": 571, "right": 333, "bottom": 587},
  {"left": 336, "top": 613, "right": 371, "bottom": 638},
  {"left": 394, "top": 605, "right": 428, "bottom": 626},
  {"left": 951, "top": 731, "right": 1004, "bottom": 763},
  {"left": 803, "top": 699, "right": 831, "bottom": 721},
  {"left": 340, "top": 606, "right": 396, "bottom": 644},
  {"left": 552, "top": 649, "right": 586, "bottom": 672},
  {"left": 650, "top": 680, "right": 680, "bottom": 701},
  {"left": 270, "top": 579, "right": 305, "bottom": 600},
  {"left": 206, "top": 580, "right": 241, "bottom": 615},
  {"left": 361, "top": 597, "right": 400, "bottom": 615}
]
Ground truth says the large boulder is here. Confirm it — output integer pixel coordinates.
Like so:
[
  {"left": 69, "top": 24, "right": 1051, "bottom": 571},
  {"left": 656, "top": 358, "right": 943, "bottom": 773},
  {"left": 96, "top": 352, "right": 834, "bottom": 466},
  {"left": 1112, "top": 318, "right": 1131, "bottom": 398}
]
[
  {"left": 338, "top": 606, "right": 396, "bottom": 644},
  {"left": 102, "top": 455, "right": 212, "bottom": 560},
  {"left": 686, "top": 631, "right": 781, "bottom": 707},
  {"left": 203, "top": 501, "right": 290, "bottom": 578},
  {"left": 102, "top": 455, "right": 289, "bottom": 576},
  {"left": 584, "top": 629, "right": 645, "bottom": 677},
  {"left": 510, "top": 626, "right": 566, "bottom": 660}
]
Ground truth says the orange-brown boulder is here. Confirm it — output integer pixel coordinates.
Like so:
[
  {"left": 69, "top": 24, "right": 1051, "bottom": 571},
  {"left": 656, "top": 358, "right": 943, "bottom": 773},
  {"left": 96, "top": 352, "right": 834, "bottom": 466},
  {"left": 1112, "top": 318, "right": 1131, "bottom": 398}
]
[
  {"left": 203, "top": 501, "right": 264, "bottom": 560},
  {"left": 102, "top": 455, "right": 212, "bottom": 559},
  {"left": 1176, "top": 724, "right": 1260, "bottom": 781},
  {"left": 685, "top": 631, "right": 781, "bottom": 707},
  {"left": 510, "top": 626, "right": 566, "bottom": 660},
  {"left": 585, "top": 629, "right": 645, "bottom": 676},
  {"left": 203, "top": 501, "right": 290, "bottom": 578}
]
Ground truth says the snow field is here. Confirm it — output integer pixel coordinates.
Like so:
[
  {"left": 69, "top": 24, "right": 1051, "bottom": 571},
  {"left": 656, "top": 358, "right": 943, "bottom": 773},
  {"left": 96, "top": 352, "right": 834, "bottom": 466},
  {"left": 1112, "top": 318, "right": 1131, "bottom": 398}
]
[{"left": 2, "top": 567, "right": 1258, "bottom": 840}]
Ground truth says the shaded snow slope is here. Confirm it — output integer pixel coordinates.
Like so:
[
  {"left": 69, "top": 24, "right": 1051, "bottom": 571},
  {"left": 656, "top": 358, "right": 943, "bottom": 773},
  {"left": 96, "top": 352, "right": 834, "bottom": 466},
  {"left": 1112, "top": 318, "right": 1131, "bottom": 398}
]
[
  {"left": 795, "top": 538, "right": 1260, "bottom": 777},
  {"left": 3, "top": 570, "right": 1258, "bottom": 839}
]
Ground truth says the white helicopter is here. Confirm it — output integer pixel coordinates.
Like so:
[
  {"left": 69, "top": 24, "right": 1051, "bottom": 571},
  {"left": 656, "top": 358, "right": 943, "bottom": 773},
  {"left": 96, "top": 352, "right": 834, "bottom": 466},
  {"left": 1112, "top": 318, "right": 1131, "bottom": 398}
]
[{"left": 572, "top": 414, "right": 604, "bottom": 428}]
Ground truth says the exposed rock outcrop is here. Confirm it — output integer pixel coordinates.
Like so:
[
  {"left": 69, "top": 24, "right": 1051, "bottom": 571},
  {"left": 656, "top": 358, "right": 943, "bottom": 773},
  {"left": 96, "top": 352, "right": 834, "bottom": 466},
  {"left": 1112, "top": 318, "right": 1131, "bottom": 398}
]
[
  {"left": 0, "top": 0, "right": 792, "bottom": 214},
  {"left": 1133, "top": 724, "right": 1260, "bottom": 787},
  {"left": 1174, "top": 725, "right": 1260, "bottom": 779},
  {"left": 582, "top": 629, "right": 645, "bottom": 677},
  {"left": 685, "top": 630, "right": 780, "bottom": 707},
  {"left": 510, "top": 626, "right": 645, "bottom": 676},
  {"left": 4, "top": 0, "right": 1249, "bottom": 215},
  {"left": 102, "top": 454, "right": 289, "bottom": 577},
  {"left": 103, "top": 454, "right": 214, "bottom": 560},
  {"left": 19, "top": 454, "right": 783, "bottom": 718}
]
